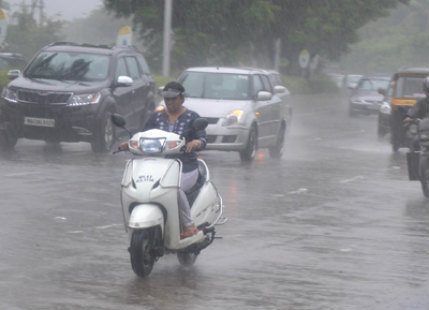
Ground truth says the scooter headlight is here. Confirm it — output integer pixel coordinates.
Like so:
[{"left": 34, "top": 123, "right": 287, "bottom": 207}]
[
  {"left": 419, "top": 131, "right": 429, "bottom": 140},
  {"left": 129, "top": 137, "right": 166, "bottom": 154},
  {"left": 409, "top": 124, "right": 418, "bottom": 135},
  {"left": 379, "top": 102, "right": 391, "bottom": 115}
]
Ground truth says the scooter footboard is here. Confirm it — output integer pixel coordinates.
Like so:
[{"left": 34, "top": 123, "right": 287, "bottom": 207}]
[{"left": 129, "top": 204, "right": 164, "bottom": 231}]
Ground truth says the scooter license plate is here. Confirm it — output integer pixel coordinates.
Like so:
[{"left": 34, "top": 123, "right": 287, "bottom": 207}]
[{"left": 24, "top": 117, "right": 55, "bottom": 128}]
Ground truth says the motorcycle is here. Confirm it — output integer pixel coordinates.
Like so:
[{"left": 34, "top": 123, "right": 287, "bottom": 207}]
[
  {"left": 406, "top": 117, "right": 429, "bottom": 197},
  {"left": 111, "top": 113, "right": 224, "bottom": 277}
]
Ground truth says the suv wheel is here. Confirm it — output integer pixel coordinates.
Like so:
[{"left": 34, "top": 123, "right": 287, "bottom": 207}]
[
  {"left": 91, "top": 110, "right": 115, "bottom": 153},
  {"left": 0, "top": 122, "right": 18, "bottom": 151}
]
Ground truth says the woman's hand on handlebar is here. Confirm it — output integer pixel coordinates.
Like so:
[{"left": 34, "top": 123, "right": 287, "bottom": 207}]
[
  {"left": 113, "top": 142, "right": 129, "bottom": 153},
  {"left": 185, "top": 139, "right": 203, "bottom": 153},
  {"left": 119, "top": 142, "right": 129, "bottom": 151},
  {"left": 403, "top": 117, "right": 413, "bottom": 126}
]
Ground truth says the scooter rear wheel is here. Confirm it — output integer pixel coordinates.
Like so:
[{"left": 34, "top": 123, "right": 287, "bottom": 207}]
[
  {"left": 177, "top": 252, "right": 198, "bottom": 267},
  {"left": 129, "top": 229, "right": 155, "bottom": 277}
]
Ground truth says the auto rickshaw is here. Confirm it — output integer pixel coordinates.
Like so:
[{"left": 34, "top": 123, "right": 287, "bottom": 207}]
[{"left": 383, "top": 68, "right": 429, "bottom": 152}]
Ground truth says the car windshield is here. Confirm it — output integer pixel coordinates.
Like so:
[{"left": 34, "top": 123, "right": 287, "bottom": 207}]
[
  {"left": 357, "top": 78, "right": 390, "bottom": 91},
  {"left": 346, "top": 75, "right": 362, "bottom": 87},
  {"left": 395, "top": 76, "right": 426, "bottom": 99},
  {"left": 178, "top": 71, "right": 250, "bottom": 100},
  {"left": 372, "top": 79, "right": 390, "bottom": 89},
  {"left": 25, "top": 51, "right": 110, "bottom": 81}
]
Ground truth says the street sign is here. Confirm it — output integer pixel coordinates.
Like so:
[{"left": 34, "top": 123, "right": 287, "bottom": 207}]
[
  {"left": 0, "top": 9, "right": 8, "bottom": 46},
  {"left": 116, "top": 26, "right": 132, "bottom": 46},
  {"left": 298, "top": 49, "right": 310, "bottom": 69}
]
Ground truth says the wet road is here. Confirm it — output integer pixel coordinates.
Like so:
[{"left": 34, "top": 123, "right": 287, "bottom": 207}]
[{"left": 1, "top": 94, "right": 428, "bottom": 310}]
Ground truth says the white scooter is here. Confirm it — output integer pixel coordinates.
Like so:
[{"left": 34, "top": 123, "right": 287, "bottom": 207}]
[{"left": 111, "top": 114, "right": 224, "bottom": 277}]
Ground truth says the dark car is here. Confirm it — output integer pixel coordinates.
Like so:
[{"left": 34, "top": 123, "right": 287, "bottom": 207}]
[
  {"left": 348, "top": 75, "right": 390, "bottom": 117},
  {"left": 0, "top": 42, "right": 155, "bottom": 152}
]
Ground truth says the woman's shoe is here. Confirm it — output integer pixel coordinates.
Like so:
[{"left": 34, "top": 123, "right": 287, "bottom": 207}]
[{"left": 180, "top": 225, "right": 199, "bottom": 239}]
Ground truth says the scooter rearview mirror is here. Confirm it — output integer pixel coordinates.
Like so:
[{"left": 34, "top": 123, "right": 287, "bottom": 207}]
[
  {"left": 193, "top": 118, "right": 208, "bottom": 131},
  {"left": 179, "top": 118, "right": 208, "bottom": 141},
  {"left": 111, "top": 113, "right": 126, "bottom": 128},
  {"left": 111, "top": 113, "right": 133, "bottom": 137}
]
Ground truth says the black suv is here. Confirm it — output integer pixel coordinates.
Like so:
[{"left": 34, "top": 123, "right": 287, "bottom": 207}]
[{"left": 0, "top": 42, "right": 155, "bottom": 152}]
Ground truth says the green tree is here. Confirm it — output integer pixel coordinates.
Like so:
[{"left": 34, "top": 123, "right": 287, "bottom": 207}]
[
  {"left": 4, "top": 4, "right": 64, "bottom": 61},
  {"left": 103, "top": 0, "right": 408, "bottom": 74},
  {"left": 340, "top": 0, "right": 429, "bottom": 74}
]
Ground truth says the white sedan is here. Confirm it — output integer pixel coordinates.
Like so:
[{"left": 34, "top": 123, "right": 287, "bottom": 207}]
[{"left": 172, "top": 66, "right": 289, "bottom": 161}]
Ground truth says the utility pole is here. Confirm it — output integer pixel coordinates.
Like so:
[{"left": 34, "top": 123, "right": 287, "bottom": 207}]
[
  {"left": 274, "top": 38, "right": 281, "bottom": 71},
  {"left": 162, "top": 0, "right": 172, "bottom": 77},
  {"left": 38, "top": 0, "right": 44, "bottom": 26}
]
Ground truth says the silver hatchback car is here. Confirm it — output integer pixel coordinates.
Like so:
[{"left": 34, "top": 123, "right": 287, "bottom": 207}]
[{"left": 174, "top": 67, "right": 290, "bottom": 161}]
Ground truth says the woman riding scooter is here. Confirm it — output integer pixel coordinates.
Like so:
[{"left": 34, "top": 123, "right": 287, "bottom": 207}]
[{"left": 119, "top": 81, "right": 207, "bottom": 238}]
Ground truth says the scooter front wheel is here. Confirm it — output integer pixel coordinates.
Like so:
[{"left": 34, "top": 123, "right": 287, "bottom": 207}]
[
  {"left": 177, "top": 252, "right": 198, "bottom": 267},
  {"left": 129, "top": 229, "right": 155, "bottom": 277}
]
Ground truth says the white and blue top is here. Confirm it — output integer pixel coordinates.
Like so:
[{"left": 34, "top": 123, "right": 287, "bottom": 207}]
[{"left": 143, "top": 109, "right": 207, "bottom": 172}]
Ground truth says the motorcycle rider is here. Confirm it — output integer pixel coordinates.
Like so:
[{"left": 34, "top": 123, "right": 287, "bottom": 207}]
[
  {"left": 403, "top": 76, "right": 429, "bottom": 150},
  {"left": 119, "top": 81, "right": 207, "bottom": 238}
]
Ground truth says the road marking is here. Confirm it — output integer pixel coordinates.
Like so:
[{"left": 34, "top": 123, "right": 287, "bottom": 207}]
[
  {"left": 68, "top": 230, "right": 83, "bottom": 234},
  {"left": 95, "top": 223, "right": 123, "bottom": 230},
  {"left": 339, "top": 176, "right": 365, "bottom": 184},
  {"left": 288, "top": 188, "right": 308, "bottom": 194},
  {"left": 4, "top": 172, "right": 38, "bottom": 177},
  {"left": 54, "top": 216, "right": 67, "bottom": 222},
  {"left": 66, "top": 224, "right": 122, "bottom": 234}
]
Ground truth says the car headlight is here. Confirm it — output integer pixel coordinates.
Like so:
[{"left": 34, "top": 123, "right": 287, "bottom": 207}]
[
  {"left": 222, "top": 110, "right": 243, "bottom": 126},
  {"left": 67, "top": 92, "right": 101, "bottom": 106},
  {"left": 1, "top": 87, "right": 18, "bottom": 103}
]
